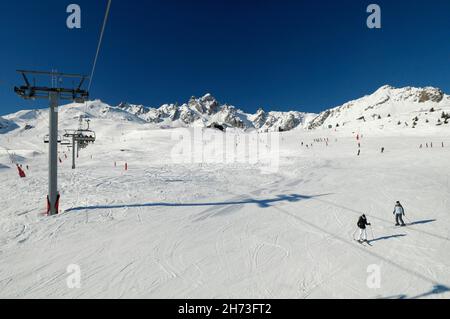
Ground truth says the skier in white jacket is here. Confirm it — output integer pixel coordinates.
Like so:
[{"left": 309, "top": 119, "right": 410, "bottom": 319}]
[{"left": 393, "top": 201, "right": 406, "bottom": 227}]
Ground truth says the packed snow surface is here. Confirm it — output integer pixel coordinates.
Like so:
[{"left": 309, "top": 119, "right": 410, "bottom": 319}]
[{"left": 1, "top": 87, "right": 450, "bottom": 299}]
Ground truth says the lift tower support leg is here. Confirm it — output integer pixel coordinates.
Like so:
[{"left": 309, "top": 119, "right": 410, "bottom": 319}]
[
  {"left": 72, "top": 135, "right": 76, "bottom": 170},
  {"left": 48, "top": 92, "right": 59, "bottom": 215}
]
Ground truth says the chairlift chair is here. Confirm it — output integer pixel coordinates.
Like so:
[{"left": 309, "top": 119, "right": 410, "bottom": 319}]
[{"left": 76, "top": 130, "right": 96, "bottom": 143}]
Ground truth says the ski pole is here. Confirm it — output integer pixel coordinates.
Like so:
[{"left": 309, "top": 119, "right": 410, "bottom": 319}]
[
  {"left": 404, "top": 215, "right": 412, "bottom": 224},
  {"left": 370, "top": 225, "right": 375, "bottom": 241},
  {"left": 352, "top": 229, "right": 357, "bottom": 241}
]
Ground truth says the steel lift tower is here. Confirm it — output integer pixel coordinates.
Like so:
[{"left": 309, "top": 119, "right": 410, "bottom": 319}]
[
  {"left": 14, "top": 70, "right": 89, "bottom": 215},
  {"left": 63, "top": 117, "right": 96, "bottom": 170}
]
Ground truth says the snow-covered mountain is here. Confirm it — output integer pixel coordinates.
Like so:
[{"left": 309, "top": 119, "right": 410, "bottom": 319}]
[
  {"left": 308, "top": 85, "right": 450, "bottom": 133},
  {"left": 116, "top": 93, "right": 315, "bottom": 132},
  {"left": 2, "top": 86, "right": 450, "bottom": 136}
]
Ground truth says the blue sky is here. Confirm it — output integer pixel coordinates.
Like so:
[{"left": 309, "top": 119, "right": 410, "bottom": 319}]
[{"left": 1, "top": 0, "right": 450, "bottom": 116}]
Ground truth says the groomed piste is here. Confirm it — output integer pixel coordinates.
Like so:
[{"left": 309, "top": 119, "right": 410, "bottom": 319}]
[{"left": 0, "top": 89, "right": 450, "bottom": 298}]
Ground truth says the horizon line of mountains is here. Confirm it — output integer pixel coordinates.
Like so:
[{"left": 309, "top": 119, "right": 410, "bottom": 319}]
[{"left": 2, "top": 85, "right": 450, "bottom": 133}]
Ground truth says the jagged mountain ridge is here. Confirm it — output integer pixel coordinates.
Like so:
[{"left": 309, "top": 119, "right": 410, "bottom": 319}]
[
  {"left": 114, "top": 86, "right": 450, "bottom": 132},
  {"left": 116, "top": 93, "right": 314, "bottom": 132}
]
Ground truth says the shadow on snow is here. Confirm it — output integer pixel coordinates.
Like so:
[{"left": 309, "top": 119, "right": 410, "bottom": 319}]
[
  {"left": 65, "top": 193, "right": 328, "bottom": 213},
  {"left": 408, "top": 219, "right": 436, "bottom": 226},
  {"left": 380, "top": 284, "right": 450, "bottom": 299},
  {"left": 368, "top": 234, "right": 407, "bottom": 243}
]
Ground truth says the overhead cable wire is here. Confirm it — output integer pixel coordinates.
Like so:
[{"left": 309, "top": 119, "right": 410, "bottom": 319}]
[{"left": 88, "top": 0, "right": 112, "bottom": 92}]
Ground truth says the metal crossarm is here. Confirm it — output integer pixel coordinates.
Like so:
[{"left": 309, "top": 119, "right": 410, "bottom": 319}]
[{"left": 14, "top": 70, "right": 89, "bottom": 102}]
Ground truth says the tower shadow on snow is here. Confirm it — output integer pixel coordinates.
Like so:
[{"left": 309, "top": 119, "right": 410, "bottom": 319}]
[
  {"left": 380, "top": 284, "right": 450, "bottom": 299},
  {"left": 65, "top": 193, "right": 330, "bottom": 213}
]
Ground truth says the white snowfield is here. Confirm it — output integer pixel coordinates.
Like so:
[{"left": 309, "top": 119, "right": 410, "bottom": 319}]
[{"left": 1, "top": 89, "right": 450, "bottom": 299}]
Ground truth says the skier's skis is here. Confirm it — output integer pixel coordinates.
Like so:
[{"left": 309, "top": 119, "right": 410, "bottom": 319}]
[{"left": 354, "top": 239, "right": 372, "bottom": 246}]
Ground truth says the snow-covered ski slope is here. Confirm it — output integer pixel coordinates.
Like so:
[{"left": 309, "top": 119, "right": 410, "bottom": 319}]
[{"left": 1, "top": 95, "right": 450, "bottom": 299}]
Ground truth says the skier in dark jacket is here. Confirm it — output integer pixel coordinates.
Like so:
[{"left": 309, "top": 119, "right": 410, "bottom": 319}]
[
  {"left": 393, "top": 201, "right": 406, "bottom": 226},
  {"left": 356, "top": 214, "right": 371, "bottom": 242}
]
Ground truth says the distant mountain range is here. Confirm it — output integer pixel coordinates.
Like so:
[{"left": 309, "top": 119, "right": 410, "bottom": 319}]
[
  {"left": 1, "top": 85, "right": 450, "bottom": 134},
  {"left": 115, "top": 93, "right": 316, "bottom": 132}
]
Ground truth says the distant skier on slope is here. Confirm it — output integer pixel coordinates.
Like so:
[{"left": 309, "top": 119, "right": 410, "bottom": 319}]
[
  {"left": 393, "top": 201, "right": 406, "bottom": 227},
  {"left": 356, "top": 214, "right": 371, "bottom": 242}
]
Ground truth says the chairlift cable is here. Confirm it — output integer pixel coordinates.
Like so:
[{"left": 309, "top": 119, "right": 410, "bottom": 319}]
[{"left": 88, "top": 0, "right": 112, "bottom": 92}]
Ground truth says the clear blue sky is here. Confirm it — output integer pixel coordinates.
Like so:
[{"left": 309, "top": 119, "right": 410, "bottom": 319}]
[{"left": 1, "top": 0, "right": 450, "bottom": 116}]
